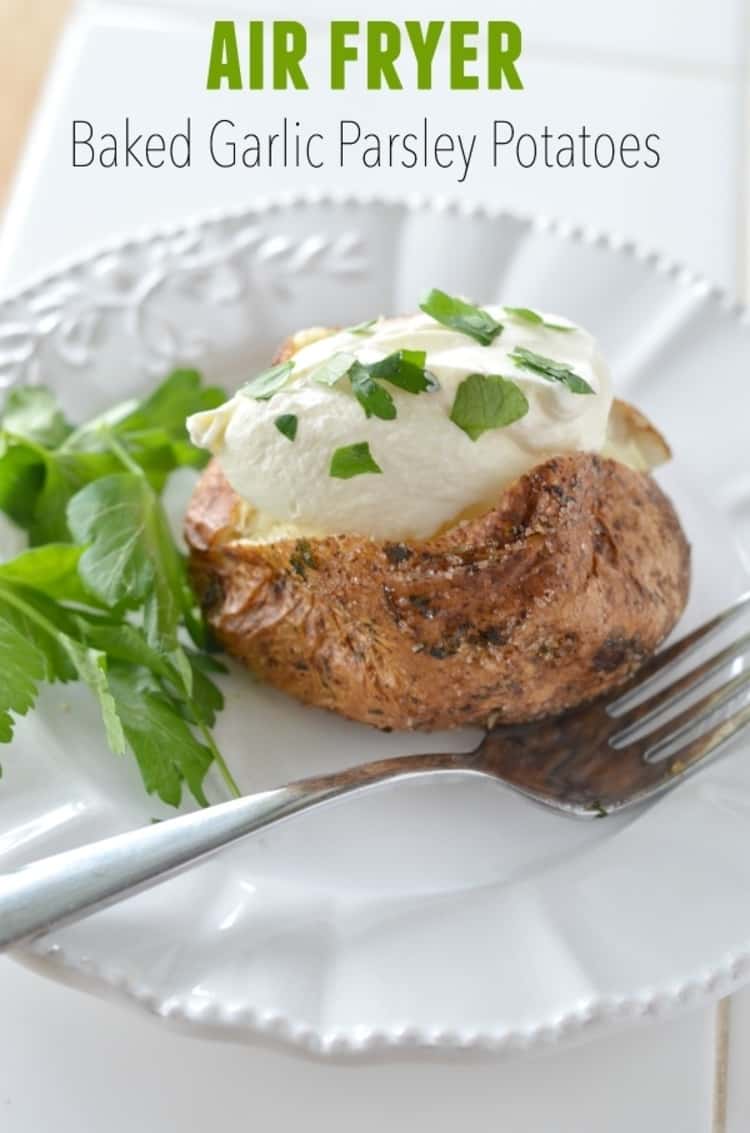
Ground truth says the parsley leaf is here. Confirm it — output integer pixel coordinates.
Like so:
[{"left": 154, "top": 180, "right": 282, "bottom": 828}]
[
  {"left": 29, "top": 457, "right": 86, "bottom": 544},
  {"left": 107, "top": 664, "right": 213, "bottom": 808},
  {"left": 180, "top": 653, "right": 225, "bottom": 728},
  {"left": 0, "top": 596, "right": 55, "bottom": 743},
  {"left": 239, "top": 361, "right": 294, "bottom": 400},
  {"left": 420, "top": 289, "right": 503, "bottom": 346},
  {"left": 0, "top": 544, "right": 95, "bottom": 605},
  {"left": 63, "top": 637, "right": 126, "bottom": 756},
  {"left": 311, "top": 349, "right": 439, "bottom": 421},
  {"left": 2, "top": 387, "right": 73, "bottom": 448},
  {"left": 349, "top": 363, "right": 397, "bottom": 421},
  {"left": 275, "top": 414, "right": 298, "bottom": 442},
  {"left": 74, "top": 616, "right": 175, "bottom": 680},
  {"left": 368, "top": 350, "right": 439, "bottom": 393},
  {"left": 73, "top": 617, "right": 225, "bottom": 753},
  {"left": 504, "top": 307, "right": 575, "bottom": 333},
  {"left": 345, "top": 319, "right": 378, "bottom": 336},
  {"left": 450, "top": 373, "right": 529, "bottom": 441},
  {"left": 0, "top": 580, "right": 124, "bottom": 754},
  {"left": 67, "top": 472, "right": 185, "bottom": 648},
  {"left": 0, "top": 583, "right": 78, "bottom": 687},
  {"left": 0, "top": 438, "right": 84, "bottom": 545},
  {"left": 329, "top": 442, "right": 382, "bottom": 479},
  {"left": 0, "top": 437, "right": 44, "bottom": 527},
  {"left": 510, "top": 346, "right": 594, "bottom": 395},
  {"left": 310, "top": 352, "right": 357, "bottom": 387},
  {"left": 113, "top": 369, "right": 225, "bottom": 436}
]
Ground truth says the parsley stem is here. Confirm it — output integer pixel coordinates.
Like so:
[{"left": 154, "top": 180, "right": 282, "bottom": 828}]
[
  {"left": 0, "top": 578, "right": 64, "bottom": 640},
  {"left": 168, "top": 664, "right": 242, "bottom": 801},
  {"left": 195, "top": 719, "right": 242, "bottom": 799},
  {"left": 58, "top": 400, "right": 139, "bottom": 454},
  {"left": 103, "top": 431, "right": 144, "bottom": 477}
]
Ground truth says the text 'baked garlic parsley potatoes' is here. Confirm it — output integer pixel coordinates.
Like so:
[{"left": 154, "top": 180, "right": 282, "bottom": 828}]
[{"left": 185, "top": 291, "right": 690, "bottom": 731}]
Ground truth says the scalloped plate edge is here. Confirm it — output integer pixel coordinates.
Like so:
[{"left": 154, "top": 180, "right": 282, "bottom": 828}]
[{"left": 3, "top": 188, "right": 750, "bottom": 1058}]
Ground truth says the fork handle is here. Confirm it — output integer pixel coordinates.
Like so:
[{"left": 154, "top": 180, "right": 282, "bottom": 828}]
[{"left": 0, "top": 752, "right": 462, "bottom": 952}]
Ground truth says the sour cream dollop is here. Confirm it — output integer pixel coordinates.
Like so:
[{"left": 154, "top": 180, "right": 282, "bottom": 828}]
[{"left": 188, "top": 307, "right": 613, "bottom": 541}]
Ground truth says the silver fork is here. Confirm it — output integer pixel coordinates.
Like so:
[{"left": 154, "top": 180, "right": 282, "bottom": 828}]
[{"left": 2, "top": 592, "right": 750, "bottom": 952}]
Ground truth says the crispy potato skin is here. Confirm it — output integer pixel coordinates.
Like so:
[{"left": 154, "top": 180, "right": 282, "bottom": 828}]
[{"left": 185, "top": 454, "right": 690, "bottom": 731}]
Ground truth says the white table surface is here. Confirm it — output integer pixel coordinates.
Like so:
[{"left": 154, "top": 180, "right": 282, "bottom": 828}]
[{"left": 0, "top": 2, "right": 748, "bottom": 1129}]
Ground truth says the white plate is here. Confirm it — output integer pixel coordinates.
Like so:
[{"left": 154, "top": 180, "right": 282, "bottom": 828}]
[{"left": 1, "top": 194, "right": 749, "bottom": 1059}]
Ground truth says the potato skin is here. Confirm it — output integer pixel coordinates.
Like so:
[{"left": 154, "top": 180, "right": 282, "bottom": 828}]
[{"left": 185, "top": 453, "right": 690, "bottom": 731}]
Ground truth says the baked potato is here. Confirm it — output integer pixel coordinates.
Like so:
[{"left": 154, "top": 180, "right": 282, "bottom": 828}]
[{"left": 185, "top": 303, "right": 690, "bottom": 731}]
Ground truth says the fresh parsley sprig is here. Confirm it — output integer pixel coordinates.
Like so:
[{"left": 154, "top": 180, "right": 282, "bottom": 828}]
[{"left": 0, "top": 372, "right": 240, "bottom": 808}]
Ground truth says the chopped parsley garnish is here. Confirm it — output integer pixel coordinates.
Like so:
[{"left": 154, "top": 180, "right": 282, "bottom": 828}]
[
  {"left": 349, "top": 363, "right": 397, "bottom": 420},
  {"left": 311, "top": 349, "right": 438, "bottom": 421},
  {"left": 368, "top": 350, "right": 439, "bottom": 393},
  {"left": 345, "top": 319, "right": 378, "bottom": 336},
  {"left": 274, "top": 414, "right": 298, "bottom": 441},
  {"left": 504, "top": 307, "right": 575, "bottom": 333},
  {"left": 329, "top": 442, "right": 382, "bottom": 479},
  {"left": 510, "top": 346, "right": 594, "bottom": 395},
  {"left": 310, "top": 352, "right": 357, "bottom": 387},
  {"left": 450, "top": 373, "right": 529, "bottom": 441},
  {"left": 240, "top": 361, "right": 294, "bottom": 400},
  {"left": 419, "top": 289, "right": 503, "bottom": 346}
]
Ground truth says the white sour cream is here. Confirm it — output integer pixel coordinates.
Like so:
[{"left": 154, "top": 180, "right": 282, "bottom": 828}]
[{"left": 188, "top": 307, "right": 613, "bottom": 541}]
